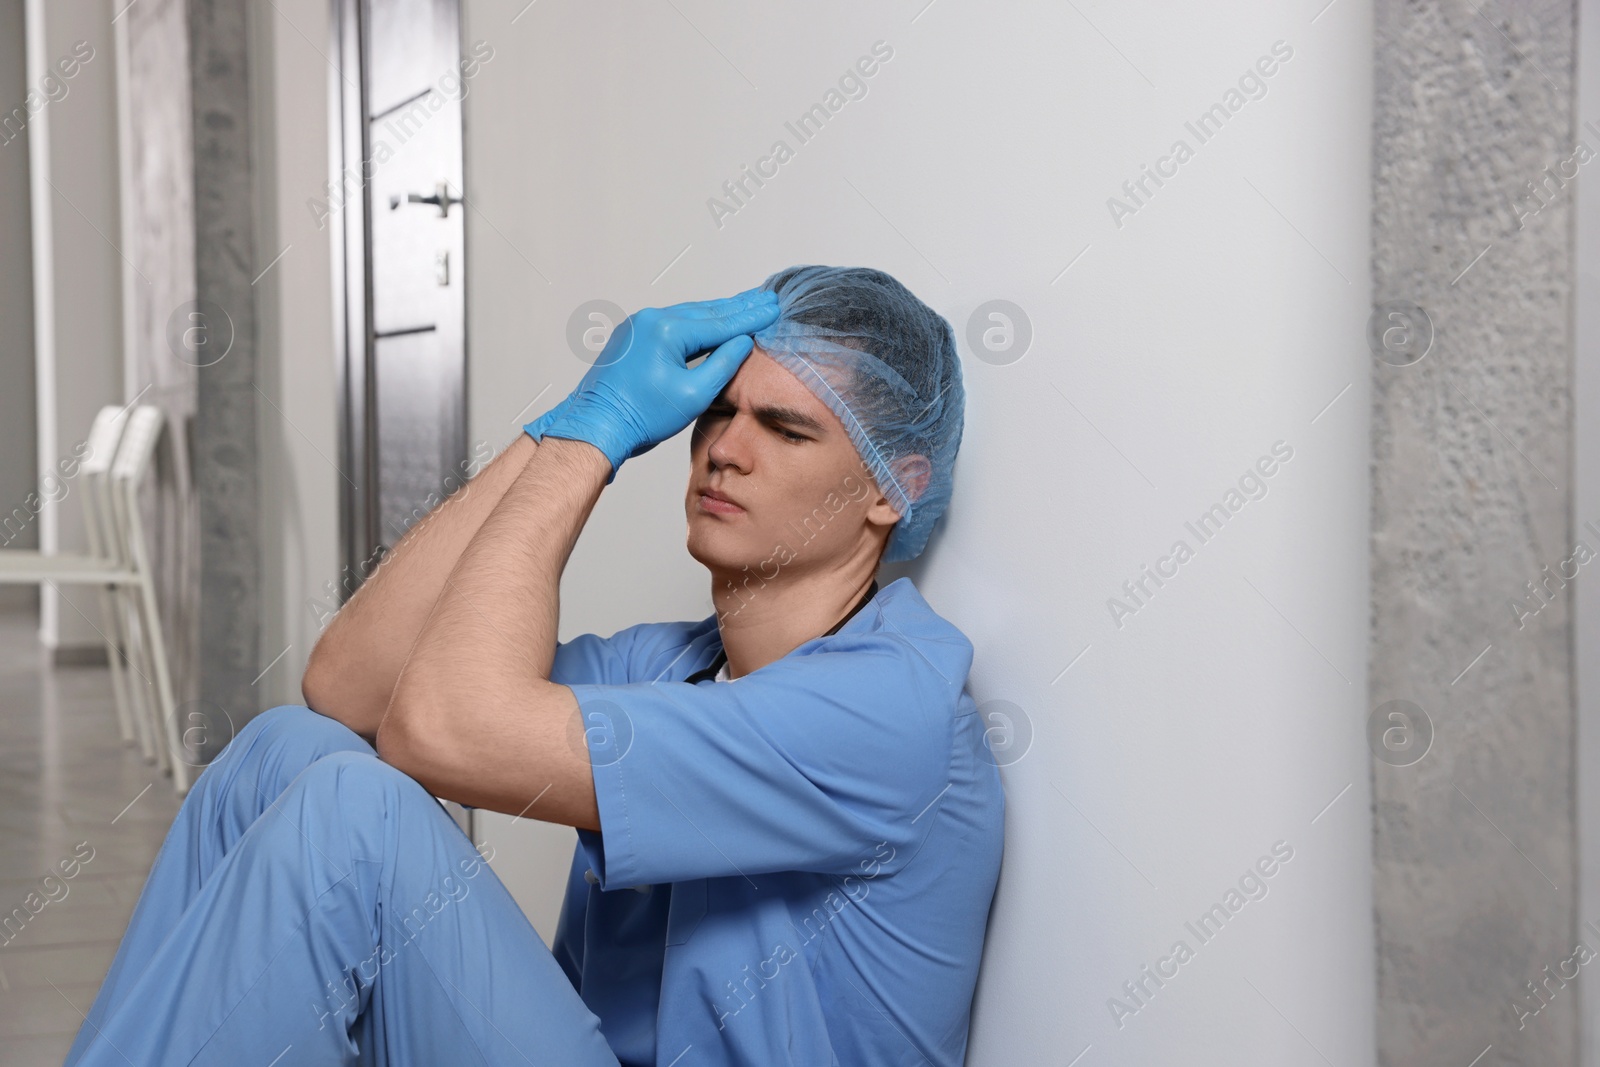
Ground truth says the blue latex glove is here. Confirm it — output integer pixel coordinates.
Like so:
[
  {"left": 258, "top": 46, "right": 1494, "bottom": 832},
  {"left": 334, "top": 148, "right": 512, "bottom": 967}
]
[
  {"left": 521, "top": 393, "right": 575, "bottom": 443},
  {"left": 523, "top": 288, "right": 780, "bottom": 482}
]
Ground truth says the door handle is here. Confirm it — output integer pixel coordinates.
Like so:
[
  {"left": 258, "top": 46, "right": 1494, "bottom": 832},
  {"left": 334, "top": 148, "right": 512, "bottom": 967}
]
[{"left": 388, "top": 181, "right": 462, "bottom": 218}]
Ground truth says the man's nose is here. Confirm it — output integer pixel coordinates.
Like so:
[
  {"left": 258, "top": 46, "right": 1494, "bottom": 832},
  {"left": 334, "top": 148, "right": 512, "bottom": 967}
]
[{"left": 704, "top": 414, "right": 755, "bottom": 466}]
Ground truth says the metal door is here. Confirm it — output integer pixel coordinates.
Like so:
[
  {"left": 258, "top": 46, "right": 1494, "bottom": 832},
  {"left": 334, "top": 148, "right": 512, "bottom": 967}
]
[{"left": 333, "top": 0, "right": 468, "bottom": 585}]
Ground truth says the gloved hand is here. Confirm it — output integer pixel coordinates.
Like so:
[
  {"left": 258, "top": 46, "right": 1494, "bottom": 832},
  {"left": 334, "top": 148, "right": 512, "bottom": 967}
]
[{"left": 523, "top": 288, "right": 780, "bottom": 483}]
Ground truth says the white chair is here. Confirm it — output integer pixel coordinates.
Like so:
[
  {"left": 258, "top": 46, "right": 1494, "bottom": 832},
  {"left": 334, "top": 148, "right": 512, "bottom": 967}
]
[
  {"left": 0, "top": 403, "right": 188, "bottom": 792},
  {"left": 107, "top": 406, "right": 186, "bottom": 792}
]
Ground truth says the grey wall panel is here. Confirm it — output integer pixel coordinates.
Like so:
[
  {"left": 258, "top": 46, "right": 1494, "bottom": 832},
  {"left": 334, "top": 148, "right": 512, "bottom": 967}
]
[{"left": 1370, "top": 1, "right": 1579, "bottom": 1061}]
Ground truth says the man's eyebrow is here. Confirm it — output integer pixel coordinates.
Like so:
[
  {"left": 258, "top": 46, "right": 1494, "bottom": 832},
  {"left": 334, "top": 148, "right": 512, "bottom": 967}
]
[
  {"left": 757, "top": 405, "right": 827, "bottom": 433},
  {"left": 710, "top": 397, "right": 828, "bottom": 434}
]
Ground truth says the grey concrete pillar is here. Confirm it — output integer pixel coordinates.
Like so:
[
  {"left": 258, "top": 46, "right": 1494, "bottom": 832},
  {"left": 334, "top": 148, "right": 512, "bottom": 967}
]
[
  {"left": 189, "top": 0, "right": 260, "bottom": 750},
  {"left": 1370, "top": 0, "right": 1579, "bottom": 1061},
  {"left": 120, "top": 0, "right": 260, "bottom": 756}
]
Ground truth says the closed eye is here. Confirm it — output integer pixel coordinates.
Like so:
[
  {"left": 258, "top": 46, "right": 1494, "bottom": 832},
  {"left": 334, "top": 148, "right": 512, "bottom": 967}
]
[{"left": 703, "top": 403, "right": 812, "bottom": 443}]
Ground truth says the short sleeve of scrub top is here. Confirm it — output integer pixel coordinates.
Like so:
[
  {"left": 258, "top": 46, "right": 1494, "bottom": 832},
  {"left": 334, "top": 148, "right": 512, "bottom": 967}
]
[
  {"left": 564, "top": 627, "right": 956, "bottom": 889},
  {"left": 550, "top": 626, "right": 650, "bottom": 687}
]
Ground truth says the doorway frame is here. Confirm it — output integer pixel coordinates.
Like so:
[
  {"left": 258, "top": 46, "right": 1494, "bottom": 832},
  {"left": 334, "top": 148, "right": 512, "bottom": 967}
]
[
  {"left": 330, "top": 0, "right": 374, "bottom": 592},
  {"left": 327, "top": 0, "right": 471, "bottom": 595}
]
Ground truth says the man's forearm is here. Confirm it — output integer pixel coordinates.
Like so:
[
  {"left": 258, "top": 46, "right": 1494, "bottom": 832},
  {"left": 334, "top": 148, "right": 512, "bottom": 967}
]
[
  {"left": 373, "top": 436, "right": 612, "bottom": 827},
  {"left": 388, "top": 435, "right": 611, "bottom": 706},
  {"left": 301, "top": 432, "right": 543, "bottom": 737}
]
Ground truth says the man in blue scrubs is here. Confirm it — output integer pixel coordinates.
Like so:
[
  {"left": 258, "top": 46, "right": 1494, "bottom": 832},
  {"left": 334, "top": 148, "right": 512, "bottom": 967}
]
[{"left": 65, "top": 266, "right": 1003, "bottom": 1066}]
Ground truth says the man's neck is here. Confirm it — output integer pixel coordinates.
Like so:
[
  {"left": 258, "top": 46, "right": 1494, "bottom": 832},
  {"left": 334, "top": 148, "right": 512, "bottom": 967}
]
[{"left": 710, "top": 568, "right": 880, "bottom": 679}]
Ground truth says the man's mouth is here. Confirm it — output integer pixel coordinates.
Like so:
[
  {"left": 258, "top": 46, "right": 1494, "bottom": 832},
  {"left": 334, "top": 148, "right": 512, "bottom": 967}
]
[{"left": 697, "top": 489, "right": 745, "bottom": 515}]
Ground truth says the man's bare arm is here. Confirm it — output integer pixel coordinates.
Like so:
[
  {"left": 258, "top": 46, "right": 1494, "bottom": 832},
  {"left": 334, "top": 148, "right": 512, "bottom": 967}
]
[
  {"left": 370, "top": 293, "right": 774, "bottom": 825},
  {"left": 300, "top": 432, "right": 542, "bottom": 739},
  {"left": 376, "top": 436, "right": 612, "bottom": 829}
]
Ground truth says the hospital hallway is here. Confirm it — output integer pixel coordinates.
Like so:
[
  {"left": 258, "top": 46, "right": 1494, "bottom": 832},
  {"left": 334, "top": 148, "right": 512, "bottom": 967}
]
[{"left": 0, "top": 604, "right": 179, "bottom": 1065}]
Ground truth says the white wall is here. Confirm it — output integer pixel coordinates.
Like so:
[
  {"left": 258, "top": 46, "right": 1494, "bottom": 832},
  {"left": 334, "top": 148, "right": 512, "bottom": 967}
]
[
  {"left": 248, "top": 0, "right": 341, "bottom": 709},
  {"left": 461, "top": 1, "right": 1376, "bottom": 1063},
  {"left": 27, "top": 0, "right": 122, "bottom": 650}
]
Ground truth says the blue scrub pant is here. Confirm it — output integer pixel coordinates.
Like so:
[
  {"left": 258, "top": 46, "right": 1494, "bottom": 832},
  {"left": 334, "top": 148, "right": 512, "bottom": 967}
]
[{"left": 64, "top": 705, "right": 622, "bottom": 1067}]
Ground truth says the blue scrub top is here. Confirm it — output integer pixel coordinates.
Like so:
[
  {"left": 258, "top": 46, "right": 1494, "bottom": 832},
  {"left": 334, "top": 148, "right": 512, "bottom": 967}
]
[{"left": 549, "top": 577, "right": 1006, "bottom": 1067}]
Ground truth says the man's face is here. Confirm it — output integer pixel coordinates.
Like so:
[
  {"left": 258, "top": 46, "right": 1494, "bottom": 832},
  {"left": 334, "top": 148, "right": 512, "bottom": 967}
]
[{"left": 685, "top": 346, "right": 896, "bottom": 578}]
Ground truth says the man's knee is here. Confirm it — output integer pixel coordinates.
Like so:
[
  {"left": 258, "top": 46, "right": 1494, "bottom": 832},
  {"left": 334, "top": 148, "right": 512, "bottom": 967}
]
[
  {"left": 292, "top": 749, "right": 426, "bottom": 810},
  {"left": 229, "top": 704, "right": 370, "bottom": 763},
  {"left": 193, "top": 705, "right": 374, "bottom": 810},
  {"left": 238, "top": 704, "right": 320, "bottom": 741}
]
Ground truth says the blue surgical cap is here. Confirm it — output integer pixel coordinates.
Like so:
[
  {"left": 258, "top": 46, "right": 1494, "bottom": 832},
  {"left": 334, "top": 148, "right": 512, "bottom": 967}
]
[{"left": 750, "top": 265, "right": 965, "bottom": 563}]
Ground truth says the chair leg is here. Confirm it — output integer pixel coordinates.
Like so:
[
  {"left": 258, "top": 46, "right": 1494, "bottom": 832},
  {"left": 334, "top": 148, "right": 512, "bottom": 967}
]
[
  {"left": 98, "top": 584, "right": 135, "bottom": 744},
  {"left": 136, "top": 572, "right": 188, "bottom": 794},
  {"left": 117, "top": 585, "right": 159, "bottom": 765}
]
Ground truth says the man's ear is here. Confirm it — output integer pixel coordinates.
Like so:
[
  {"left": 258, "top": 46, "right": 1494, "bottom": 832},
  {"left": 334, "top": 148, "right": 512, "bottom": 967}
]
[
  {"left": 866, "top": 454, "right": 933, "bottom": 527},
  {"left": 890, "top": 454, "right": 932, "bottom": 506}
]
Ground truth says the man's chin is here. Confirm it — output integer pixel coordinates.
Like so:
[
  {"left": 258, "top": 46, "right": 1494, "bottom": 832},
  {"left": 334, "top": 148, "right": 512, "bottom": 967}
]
[{"left": 685, "top": 523, "right": 769, "bottom": 574}]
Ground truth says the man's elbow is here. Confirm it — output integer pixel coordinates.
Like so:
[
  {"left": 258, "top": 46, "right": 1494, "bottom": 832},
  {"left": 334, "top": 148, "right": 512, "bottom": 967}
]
[
  {"left": 301, "top": 646, "right": 352, "bottom": 727},
  {"left": 302, "top": 637, "right": 383, "bottom": 740},
  {"left": 375, "top": 681, "right": 415, "bottom": 760},
  {"left": 300, "top": 646, "right": 333, "bottom": 716},
  {"left": 376, "top": 670, "right": 448, "bottom": 783}
]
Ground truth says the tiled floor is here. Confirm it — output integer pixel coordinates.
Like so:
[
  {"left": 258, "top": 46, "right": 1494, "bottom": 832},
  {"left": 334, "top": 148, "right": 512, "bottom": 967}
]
[{"left": 0, "top": 608, "right": 181, "bottom": 1066}]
